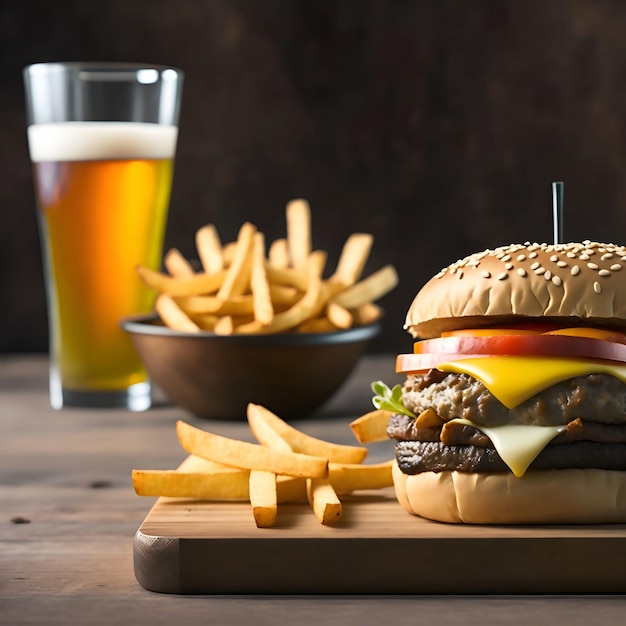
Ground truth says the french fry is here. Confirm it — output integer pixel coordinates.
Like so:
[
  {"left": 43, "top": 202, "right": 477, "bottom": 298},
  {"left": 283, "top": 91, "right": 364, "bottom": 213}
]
[
  {"left": 176, "top": 420, "right": 329, "bottom": 478},
  {"left": 307, "top": 249, "right": 327, "bottom": 280},
  {"left": 332, "top": 264, "right": 399, "bottom": 309},
  {"left": 296, "top": 317, "right": 338, "bottom": 333},
  {"left": 164, "top": 248, "right": 195, "bottom": 277},
  {"left": 264, "top": 264, "right": 310, "bottom": 292},
  {"left": 196, "top": 224, "right": 224, "bottom": 274},
  {"left": 132, "top": 454, "right": 307, "bottom": 503},
  {"left": 326, "top": 301, "right": 353, "bottom": 330},
  {"left": 175, "top": 295, "right": 234, "bottom": 315},
  {"left": 217, "top": 222, "right": 256, "bottom": 299},
  {"left": 132, "top": 468, "right": 251, "bottom": 499},
  {"left": 286, "top": 198, "right": 311, "bottom": 269},
  {"left": 247, "top": 403, "right": 367, "bottom": 464},
  {"left": 251, "top": 232, "right": 274, "bottom": 326},
  {"left": 133, "top": 463, "right": 308, "bottom": 503},
  {"left": 137, "top": 265, "right": 227, "bottom": 297},
  {"left": 307, "top": 477, "right": 342, "bottom": 525},
  {"left": 213, "top": 315, "right": 235, "bottom": 335},
  {"left": 276, "top": 476, "right": 307, "bottom": 502},
  {"left": 249, "top": 470, "right": 278, "bottom": 527},
  {"left": 236, "top": 251, "right": 328, "bottom": 334},
  {"left": 351, "top": 302, "right": 383, "bottom": 326},
  {"left": 268, "top": 238, "right": 289, "bottom": 268},
  {"left": 247, "top": 405, "right": 294, "bottom": 453},
  {"left": 178, "top": 293, "right": 284, "bottom": 317},
  {"left": 331, "top": 233, "right": 374, "bottom": 286},
  {"left": 155, "top": 294, "right": 200, "bottom": 333},
  {"left": 329, "top": 460, "right": 394, "bottom": 493},
  {"left": 268, "top": 284, "right": 302, "bottom": 306},
  {"left": 349, "top": 409, "right": 393, "bottom": 444},
  {"left": 191, "top": 313, "right": 220, "bottom": 331},
  {"left": 222, "top": 241, "right": 237, "bottom": 266}
]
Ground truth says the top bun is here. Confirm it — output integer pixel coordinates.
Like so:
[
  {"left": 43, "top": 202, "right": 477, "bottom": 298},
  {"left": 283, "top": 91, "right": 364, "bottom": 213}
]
[{"left": 405, "top": 241, "right": 626, "bottom": 339}]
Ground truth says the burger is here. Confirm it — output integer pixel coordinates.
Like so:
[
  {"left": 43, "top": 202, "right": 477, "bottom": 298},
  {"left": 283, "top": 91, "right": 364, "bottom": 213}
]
[{"left": 387, "top": 240, "right": 626, "bottom": 524}]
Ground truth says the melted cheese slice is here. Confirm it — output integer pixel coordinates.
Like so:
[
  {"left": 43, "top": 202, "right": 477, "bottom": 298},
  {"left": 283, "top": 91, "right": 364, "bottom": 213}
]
[
  {"left": 439, "top": 356, "right": 626, "bottom": 409},
  {"left": 452, "top": 418, "right": 566, "bottom": 477}
]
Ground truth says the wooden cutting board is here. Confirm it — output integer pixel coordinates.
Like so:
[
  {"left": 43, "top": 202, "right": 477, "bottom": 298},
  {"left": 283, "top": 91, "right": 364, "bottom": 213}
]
[{"left": 133, "top": 488, "right": 626, "bottom": 594}]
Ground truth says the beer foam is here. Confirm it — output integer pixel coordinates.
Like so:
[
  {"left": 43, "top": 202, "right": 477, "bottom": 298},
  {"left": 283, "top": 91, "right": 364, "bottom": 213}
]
[{"left": 27, "top": 122, "right": 178, "bottom": 162}]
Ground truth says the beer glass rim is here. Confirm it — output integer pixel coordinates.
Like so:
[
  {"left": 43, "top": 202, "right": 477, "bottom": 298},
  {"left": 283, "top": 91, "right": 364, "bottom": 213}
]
[{"left": 24, "top": 61, "right": 184, "bottom": 78}]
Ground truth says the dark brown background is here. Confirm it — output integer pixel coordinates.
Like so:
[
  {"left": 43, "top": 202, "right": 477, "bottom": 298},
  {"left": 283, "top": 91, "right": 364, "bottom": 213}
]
[{"left": 3, "top": 0, "right": 626, "bottom": 354}]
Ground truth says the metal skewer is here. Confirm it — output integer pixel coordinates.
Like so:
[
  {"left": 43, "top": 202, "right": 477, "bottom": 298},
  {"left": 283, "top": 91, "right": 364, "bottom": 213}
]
[{"left": 552, "top": 181, "right": 564, "bottom": 244}]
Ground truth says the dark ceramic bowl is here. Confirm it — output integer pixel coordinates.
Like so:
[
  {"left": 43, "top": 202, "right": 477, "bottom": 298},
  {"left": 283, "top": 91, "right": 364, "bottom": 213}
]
[{"left": 121, "top": 315, "right": 381, "bottom": 420}]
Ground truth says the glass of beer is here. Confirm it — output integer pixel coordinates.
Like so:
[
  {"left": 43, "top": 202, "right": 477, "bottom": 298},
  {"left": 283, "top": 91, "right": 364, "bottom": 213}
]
[{"left": 23, "top": 62, "right": 184, "bottom": 411}]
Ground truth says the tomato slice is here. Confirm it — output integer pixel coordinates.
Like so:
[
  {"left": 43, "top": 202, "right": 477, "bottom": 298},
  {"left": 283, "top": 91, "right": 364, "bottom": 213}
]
[
  {"left": 397, "top": 352, "right": 488, "bottom": 373},
  {"left": 403, "top": 326, "right": 626, "bottom": 373},
  {"left": 411, "top": 334, "right": 626, "bottom": 363}
]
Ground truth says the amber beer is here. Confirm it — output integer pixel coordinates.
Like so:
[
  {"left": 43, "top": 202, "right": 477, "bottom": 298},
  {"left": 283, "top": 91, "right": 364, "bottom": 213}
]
[{"left": 28, "top": 122, "right": 177, "bottom": 407}]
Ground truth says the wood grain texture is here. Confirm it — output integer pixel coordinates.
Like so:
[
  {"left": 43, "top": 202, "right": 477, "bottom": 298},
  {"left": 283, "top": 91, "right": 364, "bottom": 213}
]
[{"left": 134, "top": 489, "right": 626, "bottom": 594}]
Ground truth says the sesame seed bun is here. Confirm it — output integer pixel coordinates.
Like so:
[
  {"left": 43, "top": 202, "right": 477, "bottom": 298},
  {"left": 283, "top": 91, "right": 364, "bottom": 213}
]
[
  {"left": 392, "top": 462, "right": 626, "bottom": 524},
  {"left": 405, "top": 241, "right": 626, "bottom": 339}
]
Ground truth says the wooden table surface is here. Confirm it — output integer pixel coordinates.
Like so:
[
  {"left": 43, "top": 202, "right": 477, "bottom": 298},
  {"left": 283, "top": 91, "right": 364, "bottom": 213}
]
[{"left": 2, "top": 354, "right": 626, "bottom": 625}]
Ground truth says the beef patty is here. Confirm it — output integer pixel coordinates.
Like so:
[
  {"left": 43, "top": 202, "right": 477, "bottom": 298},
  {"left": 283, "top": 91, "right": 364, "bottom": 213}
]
[
  {"left": 402, "top": 371, "right": 626, "bottom": 427},
  {"left": 395, "top": 440, "right": 626, "bottom": 474},
  {"left": 391, "top": 371, "right": 626, "bottom": 474}
]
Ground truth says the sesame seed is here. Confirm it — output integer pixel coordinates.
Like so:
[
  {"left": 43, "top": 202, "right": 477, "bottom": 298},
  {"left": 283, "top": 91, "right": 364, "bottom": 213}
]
[
  {"left": 544, "top": 270, "right": 552, "bottom": 280},
  {"left": 588, "top": 262, "right": 599, "bottom": 270},
  {"left": 571, "top": 265, "right": 581, "bottom": 276},
  {"left": 529, "top": 252, "right": 538, "bottom": 258},
  {"left": 611, "top": 264, "right": 623, "bottom": 271},
  {"left": 599, "top": 269, "right": 611, "bottom": 277},
  {"left": 517, "top": 268, "right": 527, "bottom": 277},
  {"left": 566, "top": 252, "right": 576, "bottom": 258},
  {"left": 602, "top": 253, "right": 614, "bottom": 260},
  {"left": 552, "top": 275, "right": 562, "bottom": 286},
  {"left": 481, "top": 270, "right": 491, "bottom": 278},
  {"left": 535, "top": 267, "right": 546, "bottom": 275},
  {"left": 594, "top": 281, "right": 602, "bottom": 294},
  {"left": 505, "top": 262, "right": 513, "bottom": 270},
  {"left": 530, "top": 262, "right": 540, "bottom": 270},
  {"left": 517, "top": 254, "right": 526, "bottom": 261},
  {"left": 580, "top": 254, "right": 590, "bottom": 261},
  {"left": 550, "top": 255, "right": 559, "bottom": 262},
  {"left": 497, "top": 272, "right": 508, "bottom": 280}
]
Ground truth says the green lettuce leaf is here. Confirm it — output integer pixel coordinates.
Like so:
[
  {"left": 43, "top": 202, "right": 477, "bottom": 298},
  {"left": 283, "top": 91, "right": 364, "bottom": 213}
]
[{"left": 370, "top": 380, "right": 415, "bottom": 418}]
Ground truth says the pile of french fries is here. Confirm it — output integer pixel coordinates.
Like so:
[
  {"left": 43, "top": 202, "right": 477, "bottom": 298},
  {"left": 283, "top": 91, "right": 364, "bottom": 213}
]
[
  {"left": 136, "top": 198, "right": 398, "bottom": 334},
  {"left": 132, "top": 403, "right": 395, "bottom": 527}
]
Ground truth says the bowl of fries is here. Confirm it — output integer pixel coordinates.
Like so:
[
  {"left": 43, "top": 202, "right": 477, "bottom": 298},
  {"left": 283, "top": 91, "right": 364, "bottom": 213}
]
[
  {"left": 123, "top": 314, "right": 382, "bottom": 420},
  {"left": 123, "top": 199, "right": 397, "bottom": 420}
]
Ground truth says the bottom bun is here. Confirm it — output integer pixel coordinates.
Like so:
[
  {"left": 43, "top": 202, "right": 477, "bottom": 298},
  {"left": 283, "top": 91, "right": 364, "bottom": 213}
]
[{"left": 392, "top": 462, "right": 626, "bottom": 524}]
